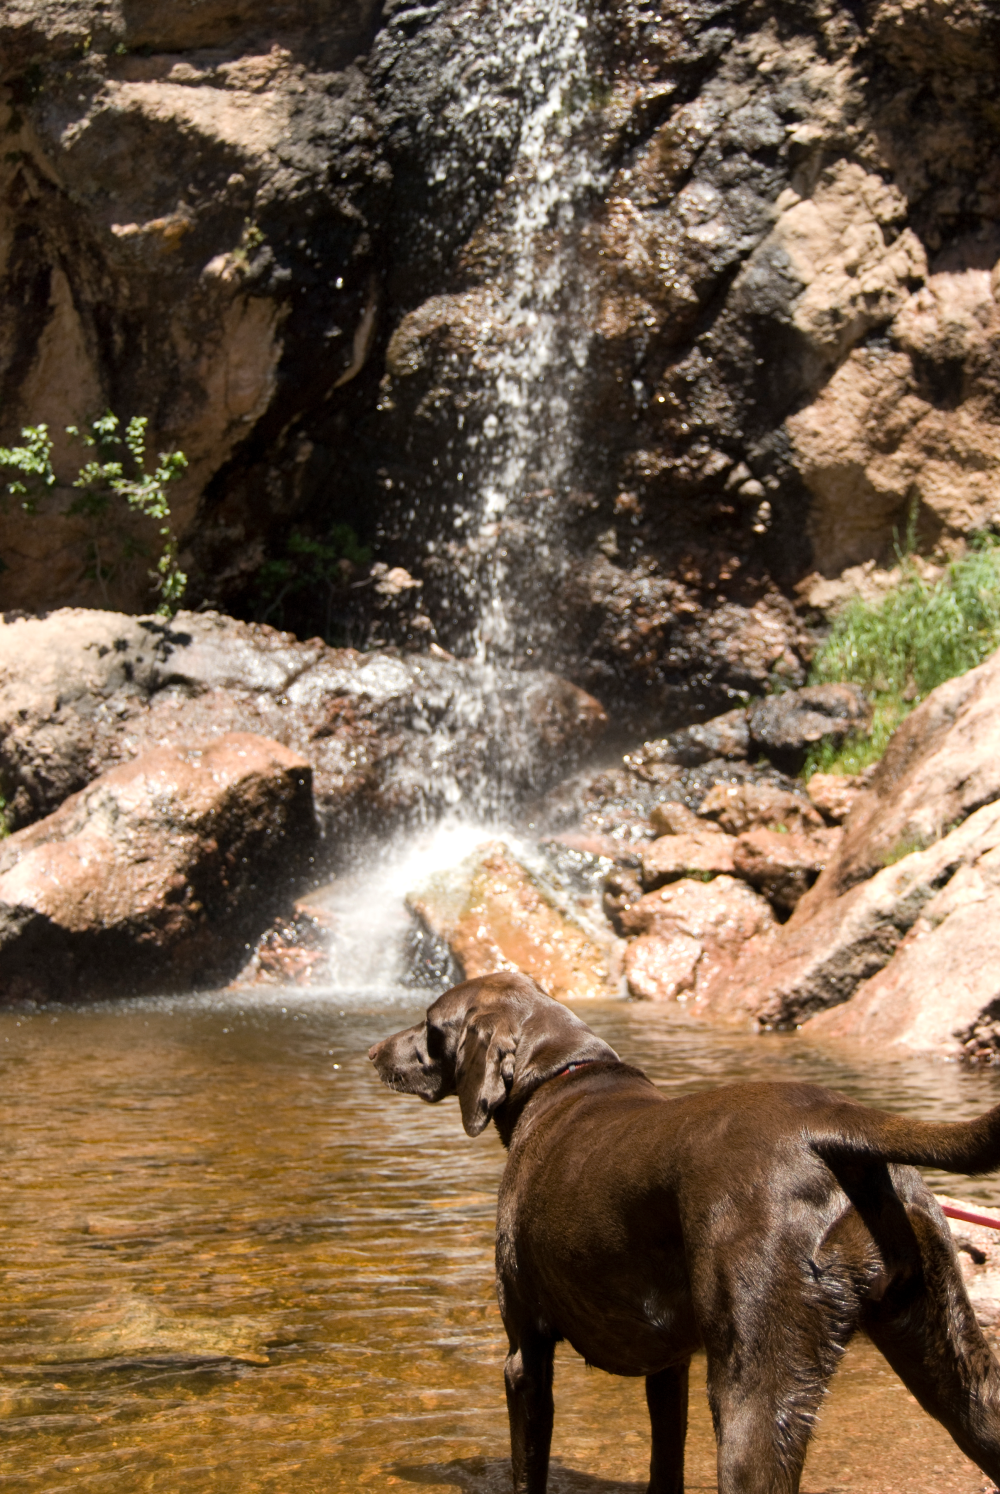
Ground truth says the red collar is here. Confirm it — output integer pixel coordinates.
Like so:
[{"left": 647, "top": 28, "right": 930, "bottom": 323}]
[{"left": 553, "top": 1060, "right": 599, "bottom": 1080}]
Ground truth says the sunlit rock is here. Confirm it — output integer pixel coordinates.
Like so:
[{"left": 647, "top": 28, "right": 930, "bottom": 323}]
[
  {"left": 732, "top": 827, "right": 836, "bottom": 915},
  {"left": 0, "top": 608, "right": 606, "bottom": 834},
  {"left": 0, "top": 734, "right": 316, "bottom": 1002},
  {"left": 620, "top": 876, "right": 774, "bottom": 1004},
  {"left": 405, "top": 839, "right": 620, "bottom": 1001}
]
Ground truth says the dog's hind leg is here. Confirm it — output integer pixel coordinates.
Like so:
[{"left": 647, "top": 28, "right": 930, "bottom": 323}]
[
  {"left": 864, "top": 1210, "right": 1000, "bottom": 1484},
  {"left": 504, "top": 1331, "right": 556, "bottom": 1494},
  {"left": 646, "top": 1360, "right": 689, "bottom": 1494}
]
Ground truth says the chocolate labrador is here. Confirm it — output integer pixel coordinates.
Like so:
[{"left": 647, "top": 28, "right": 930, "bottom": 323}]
[{"left": 369, "top": 972, "right": 1000, "bottom": 1494}]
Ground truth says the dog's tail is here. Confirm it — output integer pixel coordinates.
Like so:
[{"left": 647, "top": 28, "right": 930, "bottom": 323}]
[{"left": 810, "top": 1099, "right": 1000, "bottom": 1177}]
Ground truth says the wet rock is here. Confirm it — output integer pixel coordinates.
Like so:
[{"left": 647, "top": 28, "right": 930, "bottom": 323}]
[
  {"left": 650, "top": 801, "right": 727, "bottom": 837},
  {"left": 642, "top": 708, "right": 751, "bottom": 769},
  {"left": 805, "top": 771, "right": 872, "bottom": 825},
  {"left": 699, "top": 780, "right": 824, "bottom": 837},
  {"left": 621, "top": 875, "right": 775, "bottom": 1003},
  {"left": 531, "top": 747, "right": 803, "bottom": 849},
  {"left": 245, "top": 907, "right": 329, "bottom": 986},
  {"left": 732, "top": 827, "right": 833, "bottom": 915},
  {"left": 0, "top": 608, "right": 606, "bottom": 836},
  {"left": 816, "top": 646, "right": 1000, "bottom": 897},
  {"left": 0, "top": 734, "right": 316, "bottom": 1003},
  {"left": 640, "top": 833, "right": 737, "bottom": 890},
  {"left": 699, "top": 801, "right": 1000, "bottom": 1030},
  {"left": 406, "top": 840, "right": 619, "bottom": 1001},
  {"left": 747, "top": 685, "right": 871, "bottom": 772},
  {"left": 602, "top": 864, "right": 644, "bottom": 934}
]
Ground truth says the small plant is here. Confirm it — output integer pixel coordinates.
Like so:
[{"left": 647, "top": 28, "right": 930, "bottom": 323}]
[
  {"left": 804, "top": 535, "right": 1000, "bottom": 776},
  {"left": 0, "top": 413, "right": 188, "bottom": 614},
  {"left": 255, "top": 523, "right": 372, "bottom": 640}
]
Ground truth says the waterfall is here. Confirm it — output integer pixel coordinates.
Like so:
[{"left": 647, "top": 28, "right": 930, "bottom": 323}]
[
  {"left": 458, "top": 0, "right": 602, "bottom": 663},
  {"left": 314, "top": 0, "right": 609, "bottom": 990},
  {"left": 384, "top": 0, "right": 607, "bottom": 669}
]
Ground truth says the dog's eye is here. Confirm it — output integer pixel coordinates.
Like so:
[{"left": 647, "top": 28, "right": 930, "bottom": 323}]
[{"left": 426, "top": 1024, "right": 444, "bottom": 1060}]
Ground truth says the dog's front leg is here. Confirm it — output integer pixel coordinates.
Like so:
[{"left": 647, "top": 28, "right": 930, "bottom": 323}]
[
  {"left": 646, "top": 1361, "right": 689, "bottom": 1494},
  {"left": 504, "top": 1333, "right": 556, "bottom": 1493}
]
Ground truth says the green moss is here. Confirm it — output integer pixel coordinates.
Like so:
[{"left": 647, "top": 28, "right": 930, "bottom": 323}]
[{"left": 802, "top": 536, "right": 1000, "bottom": 778}]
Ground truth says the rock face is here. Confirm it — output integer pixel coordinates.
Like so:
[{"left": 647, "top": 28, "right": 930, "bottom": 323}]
[
  {"left": 0, "top": 734, "right": 316, "bottom": 1002},
  {"left": 814, "top": 648, "right": 1000, "bottom": 895},
  {"left": 3, "top": 2, "right": 998, "bottom": 730},
  {"left": 406, "top": 839, "right": 619, "bottom": 1001},
  {"left": 0, "top": 608, "right": 606, "bottom": 837},
  {"left": 0, "top": 0, "right": 387, "bottom": 614}
]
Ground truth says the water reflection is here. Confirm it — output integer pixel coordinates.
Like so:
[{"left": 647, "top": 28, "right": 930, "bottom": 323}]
[{"left": 2, "top": 991, "right": 1000, "bottom": 1492}]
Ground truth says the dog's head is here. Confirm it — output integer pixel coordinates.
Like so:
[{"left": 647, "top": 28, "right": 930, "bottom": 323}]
[{"left": 368, "top": 972, "right": 619, "bottom": 1137}]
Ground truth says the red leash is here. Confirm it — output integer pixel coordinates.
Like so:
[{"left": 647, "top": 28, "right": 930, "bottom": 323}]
[{"left": 941, "top": 1202, "right": 1000, "bottom": 1232}]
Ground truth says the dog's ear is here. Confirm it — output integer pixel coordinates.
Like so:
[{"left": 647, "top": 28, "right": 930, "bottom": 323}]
[{"left": 455, "top": 1006, "right": 518, "bottom": 1137}]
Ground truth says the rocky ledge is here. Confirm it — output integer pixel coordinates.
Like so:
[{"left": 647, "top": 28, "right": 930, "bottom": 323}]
[{"left": 0, "top": 606, "right": 606, "bottom": 1001}]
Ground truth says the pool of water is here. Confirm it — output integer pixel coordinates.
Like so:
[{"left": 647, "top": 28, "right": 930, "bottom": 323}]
[{"left": 3, "top": 990, "right": 1000, "bottom": 1493}]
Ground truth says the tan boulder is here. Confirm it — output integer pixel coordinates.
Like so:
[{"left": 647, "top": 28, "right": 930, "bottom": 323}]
[
  {"left": 406, "top": 840, "right": 619, "bottom": 1002},
  {"left": 0, "top": 733, "right": 316, "bottom": 1002},
  {"left": 622, "top": 875, "right": 775, "bottom": 1003},
  {"left": 809, "top": 843, "right": 1000, "bottom": 1057},
  {"left": 733, "top": 827, "right": 834, "bottom": 913},
  {"left": 640, "top": 832, "right": 736, "bottom": 889}
]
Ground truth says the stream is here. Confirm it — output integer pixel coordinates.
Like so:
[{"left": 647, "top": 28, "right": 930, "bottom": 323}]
[{"left": 4, "top": 987, "right": 1000, "bottom": 1492}]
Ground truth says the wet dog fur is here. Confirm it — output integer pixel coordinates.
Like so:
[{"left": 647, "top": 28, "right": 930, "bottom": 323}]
[{"left": 369, "top": 972, "right": 1000, "bottom": 1494}]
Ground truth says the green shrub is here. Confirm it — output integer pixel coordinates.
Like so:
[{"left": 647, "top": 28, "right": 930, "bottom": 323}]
[
  {"left": 804, "top": 537, "right": 1000, "bottom": 776},
  {"left": 0, "top": 413, "right": 187, "bottom": 613}
]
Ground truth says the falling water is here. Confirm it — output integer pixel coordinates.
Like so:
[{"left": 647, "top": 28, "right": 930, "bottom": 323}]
[
  {"left": 459, "top": 0, "right": 602, "bottom": 661},
  {"left": 390, "top": 0, "right": 606, "bottom": 666}
]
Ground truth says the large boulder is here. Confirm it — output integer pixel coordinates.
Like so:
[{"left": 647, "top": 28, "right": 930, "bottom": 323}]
[
  {"left": 0, "top": 734, "right": 316, "bottom": 1002},
  {"left": 701, "top": 798, "right": 1000, "bottom": 1032},
  {"left": 0, "top": 608, "right": 606, "bottom": 837},
  {"left": 405, "top": 839, "right": 619, "bottom": 1002}
]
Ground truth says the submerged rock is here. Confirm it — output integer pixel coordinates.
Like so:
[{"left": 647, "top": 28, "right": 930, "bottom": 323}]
[
  {"left": 0, "top": 608, "right": 606, "bottom": 837},
  {"left": 0, "top": 734, "right": 316, "bottom": 1003},
  {"left": 406, "top": 840, "right": 620, "bottom": 1001}
]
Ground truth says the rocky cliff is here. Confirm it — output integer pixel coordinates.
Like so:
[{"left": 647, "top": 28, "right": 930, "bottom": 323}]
[{"left": 2, "top": 1, "right": 998, "bottom": 727}]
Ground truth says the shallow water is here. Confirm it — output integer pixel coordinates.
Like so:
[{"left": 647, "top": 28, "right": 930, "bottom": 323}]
[{"left": 3, "top": 990, "right": 1000, "bottom": 1493}]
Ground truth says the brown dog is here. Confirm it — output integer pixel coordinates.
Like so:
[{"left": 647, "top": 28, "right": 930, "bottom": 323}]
[{"left": 369, "top": 972, "right": 1000, "bottom": 1494}]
